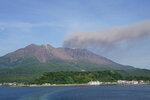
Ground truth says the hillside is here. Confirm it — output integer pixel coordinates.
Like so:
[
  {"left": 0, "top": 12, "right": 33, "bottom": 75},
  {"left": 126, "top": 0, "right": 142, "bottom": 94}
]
[
  {"left": 0, "top": 44, "right": 125, "bottom": 68},
  {"left": 33, "top": 71, "right": 150, "bottom": 84},
  {"left": 0, "top": 44, "right": 149, "bottom": 82},
  {"left": 33, "top": 71, "right": 123, "bottom": 84}
]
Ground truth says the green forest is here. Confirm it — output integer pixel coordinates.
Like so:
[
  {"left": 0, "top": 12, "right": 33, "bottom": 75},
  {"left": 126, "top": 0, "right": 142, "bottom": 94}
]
[
  {"left": 33, "top": 71, "right": 123, "bottom": 84},
  {"left": 33, "top": 71, "right": 150, "bottom": 84}
]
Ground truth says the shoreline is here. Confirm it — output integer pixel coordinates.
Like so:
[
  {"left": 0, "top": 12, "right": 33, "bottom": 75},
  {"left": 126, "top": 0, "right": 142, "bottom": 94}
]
[{"left": 1, "top": 83, "right": 150, "bottom": 87}]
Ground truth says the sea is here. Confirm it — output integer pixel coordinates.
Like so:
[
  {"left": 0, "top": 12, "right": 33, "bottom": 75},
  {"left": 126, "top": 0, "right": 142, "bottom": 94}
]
[{"left": 0, "top": 85, "right": 150, "bottom": 100}]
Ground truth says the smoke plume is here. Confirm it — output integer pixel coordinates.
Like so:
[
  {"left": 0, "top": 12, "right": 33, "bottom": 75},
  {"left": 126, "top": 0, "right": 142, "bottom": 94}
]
[{"left": 63, "top": 20, "right": 150, "bottom": 48}]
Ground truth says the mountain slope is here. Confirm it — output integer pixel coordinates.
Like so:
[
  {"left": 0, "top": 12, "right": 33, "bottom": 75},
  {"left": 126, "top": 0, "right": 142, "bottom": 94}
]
[
  {"left": 0, "top": 44, "right": 128, "bottom": 69},
  {"left": 0, "top": 44, "right": 149, "bottom": 82}
]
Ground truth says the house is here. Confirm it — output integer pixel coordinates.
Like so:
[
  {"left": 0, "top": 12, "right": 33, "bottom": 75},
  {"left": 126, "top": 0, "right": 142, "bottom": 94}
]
[{"left": 88, "top": 81, "right": 101, "bottom": 85}]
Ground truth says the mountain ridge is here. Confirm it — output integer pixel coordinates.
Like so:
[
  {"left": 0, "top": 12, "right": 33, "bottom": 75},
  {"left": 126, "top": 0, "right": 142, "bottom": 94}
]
[
  {"left": 0, "top": 44, "right": 150, "bottom": 82},
  {"left": 1, "top": 44, "right": 124, "bottom": 68}
]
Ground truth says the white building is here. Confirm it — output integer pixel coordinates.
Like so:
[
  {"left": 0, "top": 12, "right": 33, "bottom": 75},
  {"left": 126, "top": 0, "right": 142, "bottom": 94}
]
[
  {"left": 88, "top": 81, "right": 101, "bottom": 85},
  {"left": 42, "top": 83, "right": 51, "bottom": 86},
  {"left": 117, "top": 80, "right": 139, "bottom": 84}
]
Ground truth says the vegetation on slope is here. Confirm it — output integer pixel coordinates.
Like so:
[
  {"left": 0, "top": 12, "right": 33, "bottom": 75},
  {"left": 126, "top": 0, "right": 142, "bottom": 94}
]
[
  {"left": 33, "top": 71, "right": 150, "bottom": 84},
  {"left": 33, "top": 71, "right": 123, "bottom": 84},
  {"left": 0, "top": 58, "right": 150, "bottom": 83}
]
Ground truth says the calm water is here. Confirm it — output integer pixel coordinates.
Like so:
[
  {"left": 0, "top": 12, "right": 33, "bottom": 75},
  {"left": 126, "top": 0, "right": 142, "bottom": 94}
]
[{"left": 0, "top": 85, "right": 150, "bottom": 100}]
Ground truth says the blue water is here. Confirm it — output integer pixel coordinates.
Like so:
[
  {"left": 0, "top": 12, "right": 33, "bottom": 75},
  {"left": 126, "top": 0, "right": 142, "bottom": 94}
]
[{"left": 0, "top": 85, "right": 150, "bottom": 100}]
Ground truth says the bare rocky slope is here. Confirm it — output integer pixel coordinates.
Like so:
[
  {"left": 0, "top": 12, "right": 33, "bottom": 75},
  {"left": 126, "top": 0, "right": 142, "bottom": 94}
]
[{"left": 0, "top": 44, "right": 126, "bottom": 69}]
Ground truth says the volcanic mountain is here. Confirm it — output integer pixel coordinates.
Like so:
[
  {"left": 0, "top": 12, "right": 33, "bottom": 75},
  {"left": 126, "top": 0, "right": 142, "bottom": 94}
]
[
  {"left": 0, "top": 44, "right": 150, "bottom": 82},
  {"left": 0, "top": 44, "right": 126, "bottom": 69}
]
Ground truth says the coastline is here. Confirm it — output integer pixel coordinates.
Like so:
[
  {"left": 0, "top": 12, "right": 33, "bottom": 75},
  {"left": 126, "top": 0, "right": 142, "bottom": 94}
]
[{"left": 1, "top": 81, "right": 150, "bottom": 87}]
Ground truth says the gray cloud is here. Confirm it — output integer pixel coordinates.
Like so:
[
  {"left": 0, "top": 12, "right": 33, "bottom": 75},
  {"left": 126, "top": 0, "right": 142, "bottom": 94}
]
[{"left": 63, "top": 20, "right": 150, "bottom": 48}]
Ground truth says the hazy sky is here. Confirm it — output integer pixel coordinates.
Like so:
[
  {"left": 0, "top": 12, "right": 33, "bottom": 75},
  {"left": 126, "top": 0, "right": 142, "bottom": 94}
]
[{"left": 0, "top": 0, "right": 150, "bottom": 69}]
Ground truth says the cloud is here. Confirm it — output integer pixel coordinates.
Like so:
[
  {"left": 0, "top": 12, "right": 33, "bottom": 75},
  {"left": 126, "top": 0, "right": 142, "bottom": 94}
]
[{"left": 63, "top": 20, "right": 150, "bottom": 48}]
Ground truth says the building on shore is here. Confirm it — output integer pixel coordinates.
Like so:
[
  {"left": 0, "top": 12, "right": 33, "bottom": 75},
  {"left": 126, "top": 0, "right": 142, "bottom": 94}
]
[
  {"left": 88, "top": 81, "right": 101, "bottom": 85},
  {"left": 117, "top": 80, "right": 150, "bottom": 85}
]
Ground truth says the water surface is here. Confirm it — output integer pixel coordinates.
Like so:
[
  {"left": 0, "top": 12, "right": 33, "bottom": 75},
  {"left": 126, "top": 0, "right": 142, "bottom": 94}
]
[{"left": 0, "top": 85, "right": 150, "bottom": 100}]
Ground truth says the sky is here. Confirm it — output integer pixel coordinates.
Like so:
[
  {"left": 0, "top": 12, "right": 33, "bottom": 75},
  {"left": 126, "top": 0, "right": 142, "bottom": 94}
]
[{"left": 0, "top": 0, "right": 150, "bottom": 69}]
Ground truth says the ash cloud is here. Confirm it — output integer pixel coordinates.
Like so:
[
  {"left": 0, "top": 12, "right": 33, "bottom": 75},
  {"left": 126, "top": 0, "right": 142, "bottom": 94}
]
[{"left": 63, "top": 20, "right": 150, "bottom": 48}]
